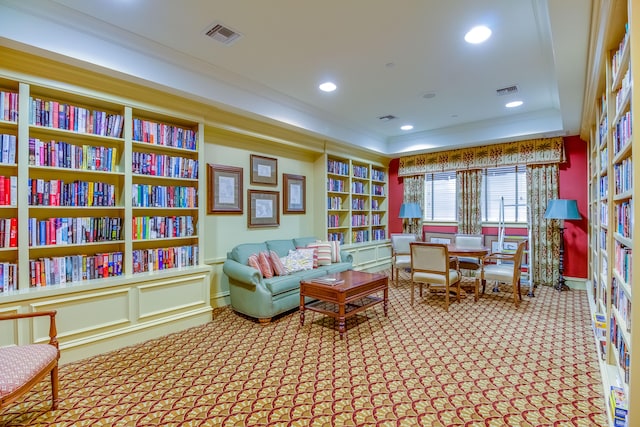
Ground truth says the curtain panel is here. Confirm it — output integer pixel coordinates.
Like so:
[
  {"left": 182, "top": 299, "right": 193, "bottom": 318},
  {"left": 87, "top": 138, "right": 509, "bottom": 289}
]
[
  {"left": 527, "top": 163, "right": 559, "bottom": 287},
  {"left": 456, "top": 169, "right": 483, "bottom": 234},
  {"left": 402, "top": 176, "right": 424, "bottom": 239},
  {"left": 398, "top": 137, "right": 564, "bottom": 177}
]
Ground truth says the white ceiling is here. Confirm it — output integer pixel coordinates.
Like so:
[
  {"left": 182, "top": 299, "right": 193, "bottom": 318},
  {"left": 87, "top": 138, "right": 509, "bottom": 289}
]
[{"left": 0, "top": 0, "right": 592, "bottom": 157}]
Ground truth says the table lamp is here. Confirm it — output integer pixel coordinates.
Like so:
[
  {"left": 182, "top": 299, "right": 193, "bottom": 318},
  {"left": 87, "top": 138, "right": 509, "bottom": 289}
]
[
  {"left": 399, "top": 202, "right": 423, "bottom": 238},
  {"left": 544, "top": 199, "right": 582, "bottom": 291}
]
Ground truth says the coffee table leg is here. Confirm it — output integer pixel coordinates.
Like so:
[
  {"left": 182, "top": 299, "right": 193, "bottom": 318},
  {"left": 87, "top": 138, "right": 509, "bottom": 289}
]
[
  {"left": 299, "top": 294, "right": 305, "bottom": 326},
  {"left": 338, "top": 304, "right": 346, "bottom": 339},
  {"left": 384, "top": 286, "right": 388, "bottom": 316}
]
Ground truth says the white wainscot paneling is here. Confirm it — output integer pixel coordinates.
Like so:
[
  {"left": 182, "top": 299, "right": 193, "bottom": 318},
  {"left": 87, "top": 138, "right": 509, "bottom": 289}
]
[
  {"left": 138, "top": 273, "right": 209, "bottom": 321},
  {"left": 31, "top": 288, "right": 131, "bottom": 343}
]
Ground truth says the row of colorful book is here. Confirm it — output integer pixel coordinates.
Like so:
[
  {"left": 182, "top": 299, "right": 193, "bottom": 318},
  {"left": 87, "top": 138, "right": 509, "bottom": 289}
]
[
  {"left": 0, "top": 262, "right": 17, "bottom": 293},
  {"left": 132, "top": 118, "right": 197, "bottom": 150},
  {"left": 131, "top": 245, "right": 198, "bottom": 273},
  {"left": 29, "top": 97, "right": 124, "bottom": 138},
  {"left": 132, "top": 151, "right": 198, "bottom": 179},
  {"left": 132, "top": 216, "right": 195, "bottom": 240},
  {"left": 28, "top": 216, "right": 122, "bottom": 247},
  {"left": 0, "top": 134, "right": 16, "bottom": 164},
  {"left": 29, "top": 137, "right": 118, "bottom": 172},
  {"left": 0, "top": 218, "right": 17, "bottom": 248},
  {"left": 28, "top": 179, "right": 116, "bottom": 207},
  {"left": 131, "top": 184, "right": 197, "bottom": 208},
  {"left": 29, "top": 252, "right": 124, "bottom": 287},
  {"left": 0, "top": 175, "right": 17, "bottom": 206}
]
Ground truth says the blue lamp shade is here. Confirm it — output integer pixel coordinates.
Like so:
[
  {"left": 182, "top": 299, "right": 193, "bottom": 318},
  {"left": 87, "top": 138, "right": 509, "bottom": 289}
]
[
  {"left": 544, "top": 199, "right": 582, "bottom": 220},
  {"left": 399, "top": 202, "right": 423, "bottom": 219}
]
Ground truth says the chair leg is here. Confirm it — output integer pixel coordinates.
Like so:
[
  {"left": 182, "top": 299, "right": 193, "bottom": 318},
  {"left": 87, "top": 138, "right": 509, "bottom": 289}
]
[
  {"left": 474, "top": 278, "right": 479, "bottom": 302},
  {"left": 410, "top": 280, "right": 414, "bottom": 305},
  {"left": 51, "top": 365, "right": 59, "bottom": 410}
]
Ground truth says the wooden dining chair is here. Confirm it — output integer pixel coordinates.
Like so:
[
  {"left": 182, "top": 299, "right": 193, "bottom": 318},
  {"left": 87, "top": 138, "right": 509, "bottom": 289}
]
[
  {"left": 0, "top": 311, "right": 60, "bottom": 411},
  {"left": 410, "top": 242, "right": 461, "bottom": 311},
  {"left": 481, "top": 240, "right": 527, "bottom": 307},
  {"left": 390, "top": 233, "right": 417, "bottom": 283}
]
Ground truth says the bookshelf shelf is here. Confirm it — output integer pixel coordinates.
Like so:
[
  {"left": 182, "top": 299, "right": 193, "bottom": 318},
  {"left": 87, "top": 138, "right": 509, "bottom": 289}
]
[
  {"left": 319, "top": 154, "right": 387, "bottom": 245},
  {"left": 586, "top": 1, "right": 637, "bottom": 425}
]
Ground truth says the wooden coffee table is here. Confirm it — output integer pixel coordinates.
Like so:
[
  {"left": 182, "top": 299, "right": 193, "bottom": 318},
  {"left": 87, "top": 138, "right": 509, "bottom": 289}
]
[{"left": 299, "top": 270, "right": 388, "bottom": 339}]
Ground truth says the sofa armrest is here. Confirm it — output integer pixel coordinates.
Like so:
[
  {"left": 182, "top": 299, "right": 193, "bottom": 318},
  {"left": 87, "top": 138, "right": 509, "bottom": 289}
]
[
  {"left": 223, "top": 259, "right": 263, "bottom": 287},
  {"left": 340, "top": 250, "right": 353, "bottom": 264}
]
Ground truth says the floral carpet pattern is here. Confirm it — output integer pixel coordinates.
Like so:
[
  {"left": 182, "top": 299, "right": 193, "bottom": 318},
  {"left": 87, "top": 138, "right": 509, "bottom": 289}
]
[{"left": 1, "top": 272, "right": 607, "bottom": 426}]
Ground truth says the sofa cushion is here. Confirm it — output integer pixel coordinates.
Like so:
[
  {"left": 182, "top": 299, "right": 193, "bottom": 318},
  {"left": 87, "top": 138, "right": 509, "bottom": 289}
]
[
  {"left": 264, "top": 268, "right": 325, "bottom": 295},
  {"left": 232, "top": 243, "right": 269, "bottom": 264},
  {"left": 322, "top": 262, "right": 352, "bottom": 274},
  {"left": 293, "top": 237, "right": 318, "bottom": 248},
  {"left": 266, "top": 239, "right": 296, "bottom": 257}
]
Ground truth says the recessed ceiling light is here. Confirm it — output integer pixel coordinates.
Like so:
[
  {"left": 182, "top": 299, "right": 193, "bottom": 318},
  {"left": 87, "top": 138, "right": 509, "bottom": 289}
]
[
  {"left": 465, "top": 25, "right": 492, "bottom": 44},
  {"left": 401, "top": 125, "right": 414, "bottom": 131},
  {"left": 506, "top": 101, "right": 523, "bottom": 108},
  {"left": 319, "top": 82, "right": 337, "bottom": 92}
]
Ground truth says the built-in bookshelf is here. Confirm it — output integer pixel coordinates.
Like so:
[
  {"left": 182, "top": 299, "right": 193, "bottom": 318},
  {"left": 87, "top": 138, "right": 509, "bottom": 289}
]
[
  {"left": 322, "top": 155, "right": 387, "bottom": 245},
  {"left": 0, "top": 79, "right": 204, "bottom": 294},
  {"left": 585, "top": 1, "right": 637, "bottom": 425}
]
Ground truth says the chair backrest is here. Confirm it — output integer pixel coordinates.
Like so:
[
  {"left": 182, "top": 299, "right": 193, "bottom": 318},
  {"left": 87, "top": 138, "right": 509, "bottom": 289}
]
[
  {"left": 391, "top": 234, "right": 417, "bottom": 254},
  {"left": 455, "top": 234, "right": 483, "bottom": 249},
  {"left": 511, "top": 240, "right": 527, "bottom": 281},
  {"left": 410, "top": 242, "right": 450, "bottom": 274}
]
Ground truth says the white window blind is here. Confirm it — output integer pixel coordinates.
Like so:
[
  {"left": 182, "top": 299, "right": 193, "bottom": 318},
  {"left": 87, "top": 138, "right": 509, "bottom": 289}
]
[
  {"left": 481, "top": 166, "right": 527, "bottom": 222},
  {"left": 424, "top": 171, "right": 457, "bottom": 221}
]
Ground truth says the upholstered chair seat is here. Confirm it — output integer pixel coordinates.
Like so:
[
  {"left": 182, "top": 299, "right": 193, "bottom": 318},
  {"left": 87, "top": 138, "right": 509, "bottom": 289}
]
[{"left": 0, "top": 311, "right": 60, "bottom": 411}]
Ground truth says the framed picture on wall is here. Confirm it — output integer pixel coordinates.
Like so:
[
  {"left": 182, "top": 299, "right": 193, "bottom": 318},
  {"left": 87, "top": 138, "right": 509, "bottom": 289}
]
[
  {"left": 207, "top": 164, "right": 243, "bottom": 214},
  {"left": 248, "top": 190, "right": 279, "bottom": 227},
  {"left": 250, "top": 154, "right": 278, "bottom": 185},
  {"left": 283, "top": 173, "right": 306, "bottom": 214}
]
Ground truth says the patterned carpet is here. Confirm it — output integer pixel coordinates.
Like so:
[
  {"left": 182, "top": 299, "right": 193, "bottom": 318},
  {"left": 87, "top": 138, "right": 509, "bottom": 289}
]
[{"left": 1, "top": 271, "right": 607, "bottom": 426}]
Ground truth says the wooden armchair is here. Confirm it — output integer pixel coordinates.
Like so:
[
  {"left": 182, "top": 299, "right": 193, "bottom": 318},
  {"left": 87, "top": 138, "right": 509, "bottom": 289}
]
[
  {"left": 390, "top": 234, "right": 417, "bottom": 283},
  {"left": 410, "top": 242, "right": 462, "bottom": 311},
  {"left": 0, "top": 311, "right": 60, "bottom": 410},
  {"left": 481, "top": 241, "right": 527, "bottom": 307}
]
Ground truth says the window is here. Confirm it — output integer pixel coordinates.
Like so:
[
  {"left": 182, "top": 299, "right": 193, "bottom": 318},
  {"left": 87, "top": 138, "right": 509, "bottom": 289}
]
[
  {"left": 481, "top": 166, "right": 527, "bottom": 222},
  {"left": 423, "top": 171, "right": 457, "bottom": 221}
]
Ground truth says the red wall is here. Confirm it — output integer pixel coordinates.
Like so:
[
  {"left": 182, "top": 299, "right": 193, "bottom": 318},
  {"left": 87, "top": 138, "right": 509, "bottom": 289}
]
[{"left": 387, "top": 136, "right": 588, "bottom": 279}]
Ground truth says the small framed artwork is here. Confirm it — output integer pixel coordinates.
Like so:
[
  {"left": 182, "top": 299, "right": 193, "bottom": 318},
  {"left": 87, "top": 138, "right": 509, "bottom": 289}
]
[
  {"left": 248, "top": 190, "right": 279, "bottom": 227},
  {"left": 250, "top": 154, "right": 278, "bottom": 185},
  {"left": 283, "top": 173, "right": 306, "bottom": 214},
  {"left": 207, "top": 164, "right": 243, "bottom": 214}
]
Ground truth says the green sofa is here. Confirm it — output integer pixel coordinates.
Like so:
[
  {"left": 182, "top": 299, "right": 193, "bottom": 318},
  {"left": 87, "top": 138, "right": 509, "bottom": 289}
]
[{"left": 223, "top": 237, "right": 353, "bottom": 322}]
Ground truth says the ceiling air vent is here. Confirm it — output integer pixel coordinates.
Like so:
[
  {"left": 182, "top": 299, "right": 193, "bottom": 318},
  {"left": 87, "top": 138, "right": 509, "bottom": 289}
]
[
  {"left": 496, "top": 85, "right": 519, "bottom": 96},
  {"left": 378, "top": 115, "right": 397, "bottom": 121},
  {"left": 205, "top": 22, "right": 242, "bottom": 45}
]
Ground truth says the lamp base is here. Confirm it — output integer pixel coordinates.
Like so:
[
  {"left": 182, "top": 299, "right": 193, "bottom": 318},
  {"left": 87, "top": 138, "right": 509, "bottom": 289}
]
[{"left": 555, "top": 276, "right": 570, "bottom": 292}]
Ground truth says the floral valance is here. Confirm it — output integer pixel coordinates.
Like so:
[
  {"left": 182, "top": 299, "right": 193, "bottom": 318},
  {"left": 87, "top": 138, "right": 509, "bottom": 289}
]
[{"left": 398, "top": 137, "right": 565, "bottom": 176}]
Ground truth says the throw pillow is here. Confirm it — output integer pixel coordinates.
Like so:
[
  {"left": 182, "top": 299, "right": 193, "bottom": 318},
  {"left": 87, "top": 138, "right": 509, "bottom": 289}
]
[
  {"left": 298, "top": 246, "right": 318, "bottom": 268},
  {"left": 247, "top": 254, "right": 263, "bottom": 276},
  {"left": 317, "top": 240, "right": 341, "bottom": 263},
  {"left": 295, "top": 248, "right": 315, "bottom": 270},
  {"left": 258, "top": 251, "right": 274, "bottom": 278},
  {"left": 269, "top": 250, "right": 288, "bottom": 276},
  {"left": 307, "top": 242, "right": 331, "bottom": 266}
]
